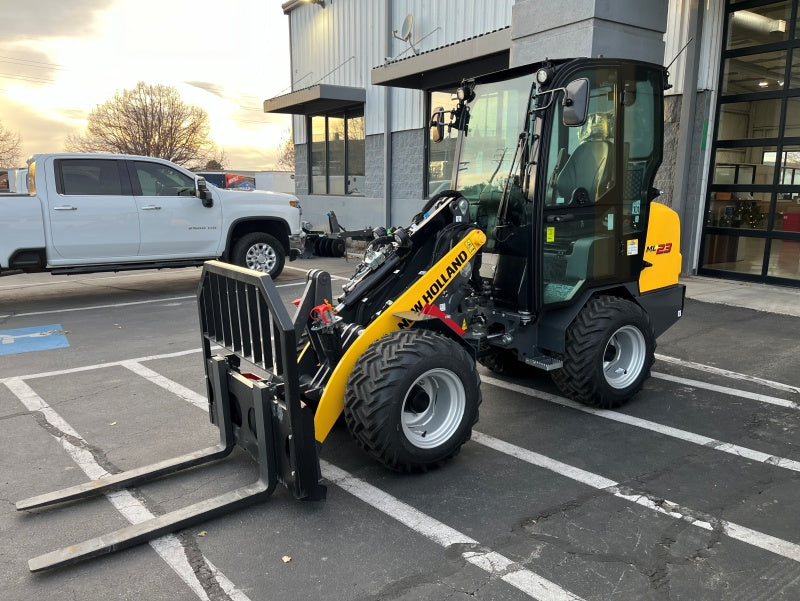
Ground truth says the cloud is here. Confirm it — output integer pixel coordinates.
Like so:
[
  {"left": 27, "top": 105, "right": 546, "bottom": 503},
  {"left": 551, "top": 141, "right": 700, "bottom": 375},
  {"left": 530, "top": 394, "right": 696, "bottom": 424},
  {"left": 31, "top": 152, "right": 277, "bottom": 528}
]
[
  {"left": 1, "top": 98, "right": 77, "bottom": 161},
  {"left": 0, "top": 0, "right": 115, "bottom": 86},
  {"left": 185, "top": 81, "right": 227, "bottom": 98},
  {"left": 2, "top": 0, "right": 114, "bottom": 40}
]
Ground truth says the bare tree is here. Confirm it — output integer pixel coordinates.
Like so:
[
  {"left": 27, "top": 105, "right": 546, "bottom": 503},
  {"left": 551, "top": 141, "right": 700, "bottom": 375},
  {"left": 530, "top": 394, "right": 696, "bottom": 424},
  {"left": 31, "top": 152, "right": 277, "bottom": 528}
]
[
  {"left": 197, "top": 149, "right": 227, "bottom": 172},
  {"left": 65, "top": 82, "right": 217, "bottom": 167},
  {"left": 276, "top": 129, "right": 295, "bottom": 172},
  {"left": 0, "top": 119, "right": 22, "bottom": 167}
]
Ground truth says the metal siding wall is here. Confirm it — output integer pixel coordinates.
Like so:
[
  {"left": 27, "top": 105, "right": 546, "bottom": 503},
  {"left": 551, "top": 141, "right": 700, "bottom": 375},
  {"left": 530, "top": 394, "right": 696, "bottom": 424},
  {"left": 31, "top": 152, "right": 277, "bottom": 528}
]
[
  {"left": 698, "top": 0, "right": 724, "bottom": 92},
  {"left": 288, "top": 0, "right": 514, "bottom": 139},
  {"left": 289, "top": 0, "right": 384, "bottom": 139},
  {"left": 387, "top": 0, "right": 514, "bottom": 131},
  {"left": 664, "top": 0, "right": 690, "bottom": 95}
]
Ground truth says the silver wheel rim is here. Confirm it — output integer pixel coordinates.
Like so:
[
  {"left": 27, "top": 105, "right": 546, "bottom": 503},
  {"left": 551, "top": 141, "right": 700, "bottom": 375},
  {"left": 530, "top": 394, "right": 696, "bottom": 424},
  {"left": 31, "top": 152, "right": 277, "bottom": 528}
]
[
  {"left": 245, "top": 242, "right": 277, "bottom": 273},
  {"left": 603, "top": 325, "right": 646, "bottom": 389},
  {"left": 401, "top": 368, "right": 466, "bottom": 449}
]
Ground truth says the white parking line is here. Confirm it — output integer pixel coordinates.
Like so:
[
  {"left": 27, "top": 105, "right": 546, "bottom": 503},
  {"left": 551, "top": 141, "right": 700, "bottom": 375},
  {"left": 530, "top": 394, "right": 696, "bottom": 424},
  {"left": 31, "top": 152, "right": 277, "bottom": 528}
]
[
  {"left": 6, "top": 372, "right": 584, "bottom": 600},
  {"left": 0, "top": 270, "right": 190, "bottom": 290},
  {"left": 481, "top": 375, "right": 800, "bottom": 473},
  {"left": 652, "top": 372, "right": 798, "bottom": 410},
  {"left": 125, "top": 361, "right": 800, "bottom": 566},
  {"left": 0, "top": 295, "right": 195, "bottom": 319},
  {"left": 9, "top": 348, "right": 800, "bottom": 570},
  {"left": 121, "top": 361, "right": 207, "bottom": 410},
  {"left": 655, "top": 353, "right": 800, "bottom": 395},
  {"left": 324, "top": 462, "right": 586, "bottom": 601},
  {"left": 284, "top": 264, "right": 352, "bottom": 281},
  {"left": 122, "top": 360, "right": 584, "bottom": 599},
  {"left": 472, "top": 432, "right": 800, "bottom": 563},
  {"left": 0, "top": 348, "right": 201, "bottom": 384},
  {"left": 4, "top": 377, "right": 251, "bottom": 601},
  {"left": 0, "top": 281, "right": 306, "bottom": 320}
]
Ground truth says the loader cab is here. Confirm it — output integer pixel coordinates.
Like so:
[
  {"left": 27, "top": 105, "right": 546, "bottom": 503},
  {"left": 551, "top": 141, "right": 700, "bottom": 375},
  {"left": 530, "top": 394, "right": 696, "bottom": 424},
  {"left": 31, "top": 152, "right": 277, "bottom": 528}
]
[{"left": 488, "top": 59, "right": 665, "bottom": 312}]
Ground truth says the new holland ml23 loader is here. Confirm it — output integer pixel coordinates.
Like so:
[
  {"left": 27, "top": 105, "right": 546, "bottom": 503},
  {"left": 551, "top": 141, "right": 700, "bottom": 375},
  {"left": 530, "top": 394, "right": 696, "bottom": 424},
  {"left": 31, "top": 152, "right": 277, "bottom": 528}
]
[{"left": 18, "top": 57, "right": 685, "bottom": 571}]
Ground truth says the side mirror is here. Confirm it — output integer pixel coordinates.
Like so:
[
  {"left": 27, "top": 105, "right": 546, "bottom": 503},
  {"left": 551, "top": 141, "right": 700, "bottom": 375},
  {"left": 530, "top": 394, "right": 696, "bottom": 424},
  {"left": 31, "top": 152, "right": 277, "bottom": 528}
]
[
  {"left": 562, "top": 78, "right": 589, "bottom": 127},
  {"left": 430, "top": 107, "right": 446, "bottom": 143},
  {"left": 196, "top": 177, "right": 213, "bottom": 207}
]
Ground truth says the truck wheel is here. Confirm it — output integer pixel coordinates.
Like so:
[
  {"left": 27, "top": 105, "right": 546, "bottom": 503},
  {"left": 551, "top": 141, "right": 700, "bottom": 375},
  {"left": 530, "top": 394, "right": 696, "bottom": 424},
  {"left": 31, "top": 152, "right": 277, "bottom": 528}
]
[
  {"left": 344, "top": 329, "right": 481, "bottom": 472},
  {"left": 551, "top": 295, "right": 655, "bottom": 408},
  {"left": 232, "top": 233, "right": 285, "bottom": 278}
]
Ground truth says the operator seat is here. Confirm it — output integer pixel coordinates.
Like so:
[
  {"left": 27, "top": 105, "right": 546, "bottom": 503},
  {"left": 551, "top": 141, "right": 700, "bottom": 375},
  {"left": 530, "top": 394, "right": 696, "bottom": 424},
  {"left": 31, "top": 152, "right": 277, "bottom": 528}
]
[{"left": 555, "top": 112, "right": 614, "bottom": 205}]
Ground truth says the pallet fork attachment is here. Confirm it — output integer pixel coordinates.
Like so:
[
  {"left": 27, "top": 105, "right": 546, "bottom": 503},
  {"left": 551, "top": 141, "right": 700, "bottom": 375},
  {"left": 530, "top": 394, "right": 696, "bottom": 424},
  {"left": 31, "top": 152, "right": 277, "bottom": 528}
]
[{"left": 17, "top": 260, "right": 326, "bottom": 572}]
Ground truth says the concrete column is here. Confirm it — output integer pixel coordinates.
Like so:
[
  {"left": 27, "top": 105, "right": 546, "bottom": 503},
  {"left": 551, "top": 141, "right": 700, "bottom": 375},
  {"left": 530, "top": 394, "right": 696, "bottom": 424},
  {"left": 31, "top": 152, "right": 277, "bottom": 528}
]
[{"left": 510, "top": 0, "right": 668, "bottom": 67}]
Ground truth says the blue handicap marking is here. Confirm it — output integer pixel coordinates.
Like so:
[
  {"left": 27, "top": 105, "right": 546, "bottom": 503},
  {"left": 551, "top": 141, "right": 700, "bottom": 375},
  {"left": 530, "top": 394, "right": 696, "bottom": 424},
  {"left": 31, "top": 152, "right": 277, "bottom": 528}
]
[{"left": 0, "top": 324, "right": 70, "bottom": 356}]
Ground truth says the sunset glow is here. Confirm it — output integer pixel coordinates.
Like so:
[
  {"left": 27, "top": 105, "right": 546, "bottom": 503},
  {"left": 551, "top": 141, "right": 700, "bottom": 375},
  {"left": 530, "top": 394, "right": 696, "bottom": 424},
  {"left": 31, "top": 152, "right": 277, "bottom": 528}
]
[{"left": 0, "top": 0, "right": 292, "bottom": 169}]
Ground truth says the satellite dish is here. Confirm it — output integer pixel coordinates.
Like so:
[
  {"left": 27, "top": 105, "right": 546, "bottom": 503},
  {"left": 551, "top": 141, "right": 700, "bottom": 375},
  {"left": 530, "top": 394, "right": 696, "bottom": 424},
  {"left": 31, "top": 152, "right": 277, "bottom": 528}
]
[
  {"left": 399, "top": 14, "right": 413, "bottom": 41},
  {"left": 391, "top": 14, "right": 418, "bottom": 55}
]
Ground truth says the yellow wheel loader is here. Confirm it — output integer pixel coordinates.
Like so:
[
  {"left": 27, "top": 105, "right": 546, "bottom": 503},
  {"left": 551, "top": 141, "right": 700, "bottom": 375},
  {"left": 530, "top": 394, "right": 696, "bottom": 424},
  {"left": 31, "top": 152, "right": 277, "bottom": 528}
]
[{"left": 18, "top": 57, "right": 684, "bottom": 571}]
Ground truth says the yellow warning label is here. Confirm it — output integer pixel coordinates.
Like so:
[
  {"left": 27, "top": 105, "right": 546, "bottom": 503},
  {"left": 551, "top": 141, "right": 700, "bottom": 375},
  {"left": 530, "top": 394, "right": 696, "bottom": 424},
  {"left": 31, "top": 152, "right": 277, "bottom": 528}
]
[{"left": 546, "top": 227, "right": 555, "bottom": 243}]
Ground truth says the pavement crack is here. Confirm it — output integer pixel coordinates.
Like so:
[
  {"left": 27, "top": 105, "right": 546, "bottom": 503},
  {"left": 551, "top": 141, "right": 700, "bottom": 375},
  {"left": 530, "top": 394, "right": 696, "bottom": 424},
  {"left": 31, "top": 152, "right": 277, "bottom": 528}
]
[
  {"left": 520, "top": 488, "right": 607, "bottom": 526},
  {"left": 177, "top": 531, "right": 234, "bottom": 601},
  {"left": 0, "top": 409, "right": 33, "bottom": 421},
  {"left": 30, "top": 410, "right": 121, "bottom": 475}
]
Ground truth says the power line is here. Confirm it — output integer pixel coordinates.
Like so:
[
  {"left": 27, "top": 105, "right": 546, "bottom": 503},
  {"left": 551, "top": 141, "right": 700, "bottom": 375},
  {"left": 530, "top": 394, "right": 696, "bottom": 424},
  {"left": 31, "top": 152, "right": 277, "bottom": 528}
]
[
  {"left": 0, "top": 55, "right": 66, "bottom": 70},
  {"left": 0, "top": 72, "right": 55, "bottom": 84}
]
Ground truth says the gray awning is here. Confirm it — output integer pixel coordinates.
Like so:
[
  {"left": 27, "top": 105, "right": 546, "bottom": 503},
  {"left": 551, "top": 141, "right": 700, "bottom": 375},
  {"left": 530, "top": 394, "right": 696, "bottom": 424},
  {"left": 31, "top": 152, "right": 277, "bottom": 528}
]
[
  {"left": 371, "top": 28, "right": 511, "bottom": 90},
  {"left": 263, "top": 84, "right": 365, "bottom": 115}
]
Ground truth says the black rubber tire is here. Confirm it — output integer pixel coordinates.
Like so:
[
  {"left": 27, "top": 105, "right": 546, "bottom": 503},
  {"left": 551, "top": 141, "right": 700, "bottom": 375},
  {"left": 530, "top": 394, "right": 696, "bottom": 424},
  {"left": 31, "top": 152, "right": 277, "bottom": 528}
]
[
  {"left": 550, "top": 295, "right": 655, "bottom": 408},
  {"left": 331, "top": 238, "right": 346, "bottom": 257},
  {"left": 231, "top": 232, "right": 285, "bottom": 278},
  {"left": 344, "top": 329, "right": 481, "bottom": 472}
]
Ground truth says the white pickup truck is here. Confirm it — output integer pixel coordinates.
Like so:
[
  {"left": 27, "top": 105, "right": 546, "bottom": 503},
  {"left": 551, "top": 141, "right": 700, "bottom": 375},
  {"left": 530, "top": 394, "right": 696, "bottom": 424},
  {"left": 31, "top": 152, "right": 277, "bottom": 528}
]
[{"left": 0, "top": 153, "right": 304, "bottom": 278}]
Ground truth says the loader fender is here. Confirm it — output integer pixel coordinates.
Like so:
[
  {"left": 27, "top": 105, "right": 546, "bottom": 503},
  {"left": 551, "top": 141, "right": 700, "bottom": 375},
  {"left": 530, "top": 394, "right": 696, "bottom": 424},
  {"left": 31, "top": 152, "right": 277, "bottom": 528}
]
[
  {"left": 639, "top": 202, "right": 682, "bottom": 293},
  {"left": 313, "top": 228, "right": 486, "bottom": 442}
]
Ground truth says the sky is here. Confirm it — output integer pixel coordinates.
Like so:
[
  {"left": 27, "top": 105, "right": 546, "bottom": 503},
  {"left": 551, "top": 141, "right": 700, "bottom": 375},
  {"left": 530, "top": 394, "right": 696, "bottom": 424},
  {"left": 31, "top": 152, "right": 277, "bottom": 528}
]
[{"left": 0, "top": 0, "right": 293, "bottom": 170}]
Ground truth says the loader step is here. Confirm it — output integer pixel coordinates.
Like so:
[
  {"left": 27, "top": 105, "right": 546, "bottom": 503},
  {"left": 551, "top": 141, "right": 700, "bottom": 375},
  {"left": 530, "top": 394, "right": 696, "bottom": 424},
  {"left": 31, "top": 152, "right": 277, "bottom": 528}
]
[{"left": 523, "top": 353, "right": 563, "bottom": 371}]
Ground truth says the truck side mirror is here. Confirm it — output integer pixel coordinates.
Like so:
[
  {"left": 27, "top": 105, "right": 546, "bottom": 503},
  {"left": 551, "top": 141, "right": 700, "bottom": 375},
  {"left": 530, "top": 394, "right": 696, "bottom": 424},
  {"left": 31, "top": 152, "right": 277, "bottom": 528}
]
[
  {"left": 196, "top": 177, "right": 213, "bottom": 207},
  {"left": 430, "top": 107, "right": 446, "bottom": 143},
  {"left": 562, "top": 78, "right": 589, "bottom": 127}
]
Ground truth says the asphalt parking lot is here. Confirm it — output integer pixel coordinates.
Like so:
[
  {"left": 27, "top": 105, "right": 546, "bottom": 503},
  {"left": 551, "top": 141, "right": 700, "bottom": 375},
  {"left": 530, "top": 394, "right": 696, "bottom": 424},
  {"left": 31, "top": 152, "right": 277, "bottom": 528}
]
[{"left": 1, "top": 258, "right": 798, "bottom": 601}]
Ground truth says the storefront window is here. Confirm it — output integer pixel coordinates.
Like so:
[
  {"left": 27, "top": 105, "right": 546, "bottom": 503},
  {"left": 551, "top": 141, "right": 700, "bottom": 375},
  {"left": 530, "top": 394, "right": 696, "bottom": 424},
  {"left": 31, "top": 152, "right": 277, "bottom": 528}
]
[
  {"left": 707, "top": 191, "right": 771, "bottom": 229},
  {"left": 702, "top": 0, "right": 800, "bottom": 285},
  {"left": 785, "top": 96, "right": 800, "bottom": 134},
  {"left": 790, "top": 48, "right": 800, "bottom": 86},
  {"left": 768, "top": 238, "right": 800, "bottom": 277},
  {"left": 717, "top": 99, "right": 783, "bottom": 140},
  {"left": 713, "top": 146, "right": 775, "bottom": 185},
  {"left": 346, "top": 114, "right": 365, "bottom": 195},
  {"left": 703, "top": 234, "right": 766, "bottom": 274},
  {"left": 307, "top": 108, "right": 365, "bottom": 196},
  {"left": 722, "top": 50, "right": 786, "bottom": 95},
  {"left": 726, "top": 1, "right": 793, "bottom": 50},
  {"left": 310, "top": 116, "right": 327, "bottom": 195}
]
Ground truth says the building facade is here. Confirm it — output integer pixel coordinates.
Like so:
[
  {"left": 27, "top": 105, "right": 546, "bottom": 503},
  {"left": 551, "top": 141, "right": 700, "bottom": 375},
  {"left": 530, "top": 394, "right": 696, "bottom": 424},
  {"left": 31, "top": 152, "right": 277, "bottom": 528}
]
[{"left": 266, "top": 0, "right": 800, "bottom": 288}]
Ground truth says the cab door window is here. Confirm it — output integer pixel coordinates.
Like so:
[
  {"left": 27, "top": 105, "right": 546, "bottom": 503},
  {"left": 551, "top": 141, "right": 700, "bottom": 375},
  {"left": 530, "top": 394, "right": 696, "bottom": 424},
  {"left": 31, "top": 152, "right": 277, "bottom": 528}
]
[
  {"left": 621, "top": 67, "right": 662, "bottom": 238},
  {"left": 542, "top": 67, "right": 620, "bottom": 305}
]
